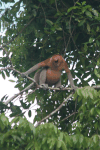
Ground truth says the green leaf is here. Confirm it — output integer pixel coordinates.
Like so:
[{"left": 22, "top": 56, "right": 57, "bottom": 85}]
[
  {"left": 33, "top": 5, "right": 39, "bottom": 9},
  {"left": 96, "top": 26, "right": 99, "bottom": 32},
  {"left": 85, "top": 11, "right": 92, "bottom": 18},
  {"left": 27, "top": 93, "right": 35, "bottom": 102},
  {"left": 57, "top": 140, "right": 62, "bottom": 148},
  {"left": 10, "top": 105, "right": 22, "bottom": 117},
  {"left": 82, "top": 1, "right": 86, "bottom": 5},
  {"left": 49, "top": 138, "right": 56, "bottom": 149},
  {"left": 49, "top": 0, "right": 55, "bottom": 4},
  {"left": 46, "top": 19, "right": 53, "bottom": 26},
  {"left": 3, "top": 16, "right": 12, "bottom": 23},
  {"left": 78, "top": 20, "right": 85, "bottom": 26},
  {"left": 96, "top": 40, "right": 100, "bottom": 46},
  {"left": 5, "top": 70, "right": 10, "bottom": 77},
  {"left": 1, "top": 114, "right": 9, "bottom": 126},
  {"left": 92, "top": 135, "right": 99, "bottom": 143},
  {"left": 76, "top": 2, "right": 81, "bottom": 6},
  {"left": 90, "top": 108, "right": 95, "bottom": 115},
  {"left": 20, "top": 100, "right": 31, "bottom": 109},
  {"left": 2, "top": 71, "right": 5, "bottom": 79},
  {"left": 61, "top": 140, "right": 67, "bottom": 150},
  {"left": 84, "top": 5, "right": 91, "bottom": 9},
  {"left": 87, "top": 23, "right": 90, "bottom": 32},
  {"left": 92, "top": 9, "right": 98, "bottom": 17},
  {"left": 28, "top": 110, "right": 32, "bottom": 117},
  {"left": 58, "top": 132, "right": 63, "bottom": 140},
  {"left": 9, "top": 79, "right": 15, "bottom": 82},
  {"left": 89, "top": 37, "right": 94, "bottom": 43},
  {"left": 33, "top": 9, "right": 37, "bottom": 17},
  {"left": 11, "top": 117, "right": 20, "bottom": 124},
  {"left": 84, "top": 44, "right": 88, "bottom": 51},
  {"left": 29, "top": 122, "right": 35, "bottom": 134},
  {"left": 56, "top": 27, "right": 62, "bottom": 31},
  {"left": 1, "top": 94, "right": 8, "bottom": 101},
  {"left": 67, "top": 6, "right": 78, "bottom": 13},
  {"left": 94, "top": 69, "right": 100, "bottom": 78},
  {"left": 82, "top": 7, "right": 87, "bottom": 13},
  {"left": 79, "top": 134, "right": 84, "bottom": 143},
  {"left": 96, "top": 108, "right": 100, "bottom": 115},
  {"left": 56, "top": 36, "right": 62, "bottom": 40}
]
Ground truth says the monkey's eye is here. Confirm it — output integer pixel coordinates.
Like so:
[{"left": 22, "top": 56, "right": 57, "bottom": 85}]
[{"left": 55, "top": 60, "right": 58, "bottom": 63}]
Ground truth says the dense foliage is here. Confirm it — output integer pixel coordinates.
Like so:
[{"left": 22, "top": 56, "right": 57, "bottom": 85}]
[{"left": 0, "top": 0, "right": 100, "bottom": 149}]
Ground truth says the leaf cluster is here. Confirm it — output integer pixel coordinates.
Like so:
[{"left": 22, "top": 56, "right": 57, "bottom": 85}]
[{"left": 0, "top": 114, "right": 100, "bottom": 149}]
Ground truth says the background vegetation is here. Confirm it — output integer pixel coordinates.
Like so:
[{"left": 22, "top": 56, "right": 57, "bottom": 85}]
[{"left": 0, "top": 0, "right": 100, "bottom": 149}]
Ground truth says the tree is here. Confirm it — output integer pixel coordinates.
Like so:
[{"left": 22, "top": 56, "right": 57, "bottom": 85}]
[{"left": 0, "top": 0, "right": 100, "bottom": 149}]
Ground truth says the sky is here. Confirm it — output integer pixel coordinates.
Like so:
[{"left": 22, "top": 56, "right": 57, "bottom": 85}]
[
  {"left": 0, "top": 52, "right": 19, "bottom": 100},
  {"left": 0, "top": 70, "right": 18, "bottom": 100},
  {"left": 0, "top": 1, "right": 19, "bottom": 99}
]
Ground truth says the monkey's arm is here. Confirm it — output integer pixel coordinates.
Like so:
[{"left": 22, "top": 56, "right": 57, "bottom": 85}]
[
  {"left": 64, "top": 61, "right": 77, "bottom": 91},
  {"left": 67, "top": 72, "right": 77, "bottom": 90},
  {"left": 21, "top": 58, "right": 50, "bottom": 77},
  {"left": 21, "top": 64, "right": 40, "bottom": 77}
]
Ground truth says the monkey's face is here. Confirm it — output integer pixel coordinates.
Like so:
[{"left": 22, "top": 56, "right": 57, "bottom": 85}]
[
  {"left": 52, "top": 55, "right": 63, "bottom": 68},
  {"left": 53, "top": 59, "right": 60, "bottom": 67}
]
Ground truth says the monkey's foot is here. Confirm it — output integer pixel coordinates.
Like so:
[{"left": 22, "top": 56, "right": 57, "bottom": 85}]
[
  {"left": 57, "top": 85, "right": 64, "bottom": 89},
  {"left": 72, "top": 86, "right": 78, "bottom": 91},
  {"left": 40, "top": 84, "right": 48, "bottom": 90}
]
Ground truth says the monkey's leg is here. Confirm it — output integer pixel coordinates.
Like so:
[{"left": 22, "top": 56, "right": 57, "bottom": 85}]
[
  {"left": 34, "top": 70, "right": 41, "bottom": 84},
  {"left": 55, "top": 79, "right": 63, "bottom": 89},
  {"left": 39, "top": 69, "right": 48, "bottom": 89}
]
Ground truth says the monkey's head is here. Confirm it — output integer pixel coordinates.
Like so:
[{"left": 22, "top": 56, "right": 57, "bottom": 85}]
[{"left": 51, "top": 54, "right": 63, "bottom": 67}]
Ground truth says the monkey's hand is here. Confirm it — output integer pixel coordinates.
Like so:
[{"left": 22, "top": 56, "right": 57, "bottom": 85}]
[
  {"left": 21, "top": 73, "right": 27, "bottom": 78},
  {"left": 40, "top": 84, "right": 48, "bottom": 90}
]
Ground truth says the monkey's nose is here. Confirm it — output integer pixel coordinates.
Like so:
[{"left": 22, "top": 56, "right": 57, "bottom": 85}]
[{"left": 55, "top": 60, "right": 58, "bottom": 63}]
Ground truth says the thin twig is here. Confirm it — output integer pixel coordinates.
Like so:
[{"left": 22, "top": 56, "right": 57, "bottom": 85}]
[
  {"left": 41, "top": 4, "right": 46, "bottom": 27},
  {"left": 55, "top": 0, "right": 58, "bottom": 12},
  {"left": 61, "top": 111, "right": 78, "bottom": 122},
  {"left": 68, "top": 0, "right": 79, "bottom": 52}
]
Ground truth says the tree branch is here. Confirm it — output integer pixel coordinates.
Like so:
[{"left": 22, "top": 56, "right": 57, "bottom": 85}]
[
  {"left": 4, "top": 81, "right": 74, "bottom": 105},
  {"left": 35, "top": 93, "right": 72, "bottom": 127},
  {"left": 1, "top": 65, "right": 100, "bottom": 105},
  {"left": 4, "top": 82, "right": 36, "bottom": 105}
]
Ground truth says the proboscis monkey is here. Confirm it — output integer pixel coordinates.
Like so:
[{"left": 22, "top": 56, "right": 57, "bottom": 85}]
[{"left": 21, "top": 54, "right": 77, "bottom": 90}]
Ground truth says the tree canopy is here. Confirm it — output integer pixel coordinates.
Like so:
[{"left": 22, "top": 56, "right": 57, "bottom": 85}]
[{"left": 0, "top": 0, "right": 100, "bottom": 149}]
